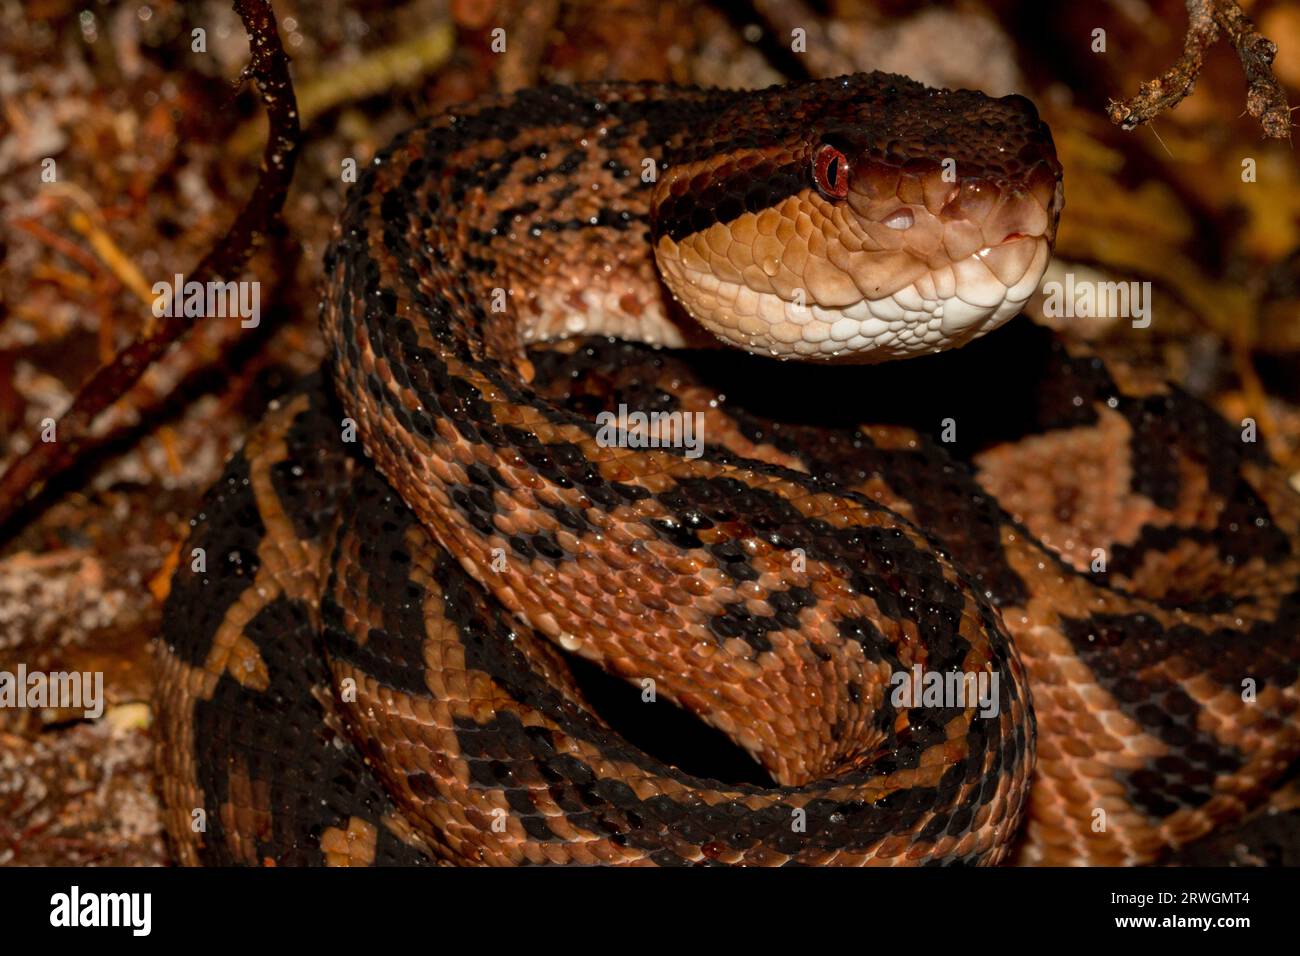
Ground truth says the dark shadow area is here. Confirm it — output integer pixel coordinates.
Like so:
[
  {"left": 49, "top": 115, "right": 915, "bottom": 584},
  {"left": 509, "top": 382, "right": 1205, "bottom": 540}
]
[
  {"left": 671, "top": 314, "right": 1065, "bottom": 461},
  {"left": 564, "top": 651, "right": 774, "bottom": 787}
]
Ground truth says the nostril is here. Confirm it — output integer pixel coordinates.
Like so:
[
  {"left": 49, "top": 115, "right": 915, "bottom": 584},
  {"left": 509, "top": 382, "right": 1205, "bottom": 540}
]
[
  {"left": 1001, "top": 232, "right": 1027, "bottom": 243},
  {"left": 882, "top": 209, "right": 914, "bottom": 231}
]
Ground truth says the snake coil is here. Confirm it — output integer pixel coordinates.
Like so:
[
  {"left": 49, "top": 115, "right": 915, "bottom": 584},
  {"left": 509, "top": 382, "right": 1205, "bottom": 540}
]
[{"left": 158, "top": 75, "right": 1300, "bottom": 866}]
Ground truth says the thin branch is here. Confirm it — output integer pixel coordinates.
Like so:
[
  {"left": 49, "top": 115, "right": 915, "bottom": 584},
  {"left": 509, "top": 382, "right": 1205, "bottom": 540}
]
[
  {"left": 1214, "top": 0, "right": 1292, "bottom": 139},
  {"left": 495, "top": 0, "right": 560, "bottom": 93},
  {"left": 1108, "top": 0, "right": 1291, "bottom": 140},
  {"left": 0, "top": 0, "right": 300, "bottom": 533},
  {"left": 229, "top": 20, "right": 453, "bottom": 155},
  {"left": 750, "top": 0, "right": 856, "bottom": 79}
]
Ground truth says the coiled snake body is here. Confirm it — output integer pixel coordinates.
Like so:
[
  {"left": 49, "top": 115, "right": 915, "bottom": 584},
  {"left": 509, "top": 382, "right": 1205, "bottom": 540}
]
[{"left": 157, "top": 74, "right": 1300, "bottom": 866}]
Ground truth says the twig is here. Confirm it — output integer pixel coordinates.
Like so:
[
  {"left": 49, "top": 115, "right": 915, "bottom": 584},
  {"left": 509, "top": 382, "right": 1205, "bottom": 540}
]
[
  {"left": 750, "top": 0, "right": 856, "bottom": 79},
  {"left": 1214, "top": 0, "right": 1293, "bottom": 139},
  {"left": 495, "top": 0, "right": 560, "bottom": 93},
  {"left": 1108, "top": 0, "right": 1291, "bottom": 140},
  {"left": 298, "top": 22, "right": 453, "bottom": 119},
  {"left": 66, "top": 210, "right": 155, "bottom": 306},
  {"left": 231, "top": 21, "right": 453, "bottom": 154},
  {"left": 13, "top": 218, "right": 103, "bottom": 277},
  {"left": 0, "top": 0, "right": 300, "bottom": 533}
]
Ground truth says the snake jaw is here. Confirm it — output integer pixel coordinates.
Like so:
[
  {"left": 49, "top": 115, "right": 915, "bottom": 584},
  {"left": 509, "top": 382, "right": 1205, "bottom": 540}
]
[{"left": 654, "top": 196, "right": 1058, "bottom": 362}]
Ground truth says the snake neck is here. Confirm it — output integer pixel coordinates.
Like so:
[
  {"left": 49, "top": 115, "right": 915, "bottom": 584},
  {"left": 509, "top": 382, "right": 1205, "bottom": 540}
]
[{"left": 326, "top": 82, "right": 738, "bottom": 371}]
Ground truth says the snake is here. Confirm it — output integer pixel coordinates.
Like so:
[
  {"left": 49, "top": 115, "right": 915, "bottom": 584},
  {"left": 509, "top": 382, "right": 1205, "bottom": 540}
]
[{"left": 155, "top": 73, "right": 1300, "bottom": 866}]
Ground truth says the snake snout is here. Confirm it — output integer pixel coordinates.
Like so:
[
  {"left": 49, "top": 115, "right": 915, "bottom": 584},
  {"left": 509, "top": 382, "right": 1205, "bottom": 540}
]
[{"left": 938, "top": 167, "right": 1061, "bottom": 247}]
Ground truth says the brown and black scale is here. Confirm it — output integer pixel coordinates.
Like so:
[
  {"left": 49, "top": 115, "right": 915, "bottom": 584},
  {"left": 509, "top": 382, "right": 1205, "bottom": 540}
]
[
  {"left": 523, "top": 322, "right": 1300, "bottom": 864},
  {"left": 158, "top": 77, "right": 1300, "bottom": 865}
]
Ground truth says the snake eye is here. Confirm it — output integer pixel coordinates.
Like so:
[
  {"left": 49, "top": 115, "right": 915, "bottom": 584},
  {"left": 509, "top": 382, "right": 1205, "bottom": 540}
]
[{"left": 812, "top": 144, "right": 850, "bottom": 200}]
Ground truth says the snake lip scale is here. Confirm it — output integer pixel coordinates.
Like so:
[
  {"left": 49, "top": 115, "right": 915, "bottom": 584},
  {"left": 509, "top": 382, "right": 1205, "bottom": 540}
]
[{"left": 157, "top": 73, "right": 1300, "bottom": 867}]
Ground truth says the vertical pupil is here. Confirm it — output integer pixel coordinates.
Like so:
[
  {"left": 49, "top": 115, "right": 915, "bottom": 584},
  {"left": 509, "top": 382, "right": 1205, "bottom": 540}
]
[{"left": 826, "top": 157, "right": 838, "bottom": 187}]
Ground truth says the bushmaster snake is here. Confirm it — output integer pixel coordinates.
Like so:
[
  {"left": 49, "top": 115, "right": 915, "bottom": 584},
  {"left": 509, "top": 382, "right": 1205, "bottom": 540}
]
[{"left": 156, "top": 74, "right": 1300, "bottom": 866}]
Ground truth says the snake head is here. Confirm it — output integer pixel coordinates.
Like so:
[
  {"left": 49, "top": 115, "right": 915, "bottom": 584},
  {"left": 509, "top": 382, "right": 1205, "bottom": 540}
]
[{"left": 652, "top": 73, "right": 1063, "bottom": 361}]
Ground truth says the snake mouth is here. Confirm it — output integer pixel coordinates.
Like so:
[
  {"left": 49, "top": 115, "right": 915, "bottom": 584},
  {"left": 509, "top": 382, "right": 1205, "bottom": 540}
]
[
  {"left": 772, "top": 232, "right": 1052, "bottom": 361},
  {"left": 654, "top": 194, "right": 1058, "bottom": 362}
]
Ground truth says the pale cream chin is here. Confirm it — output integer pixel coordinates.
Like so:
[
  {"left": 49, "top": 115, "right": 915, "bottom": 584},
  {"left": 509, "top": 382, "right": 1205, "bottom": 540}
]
[{"left": 663, "top": 237, "right": 1051, "bottom": 361}]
